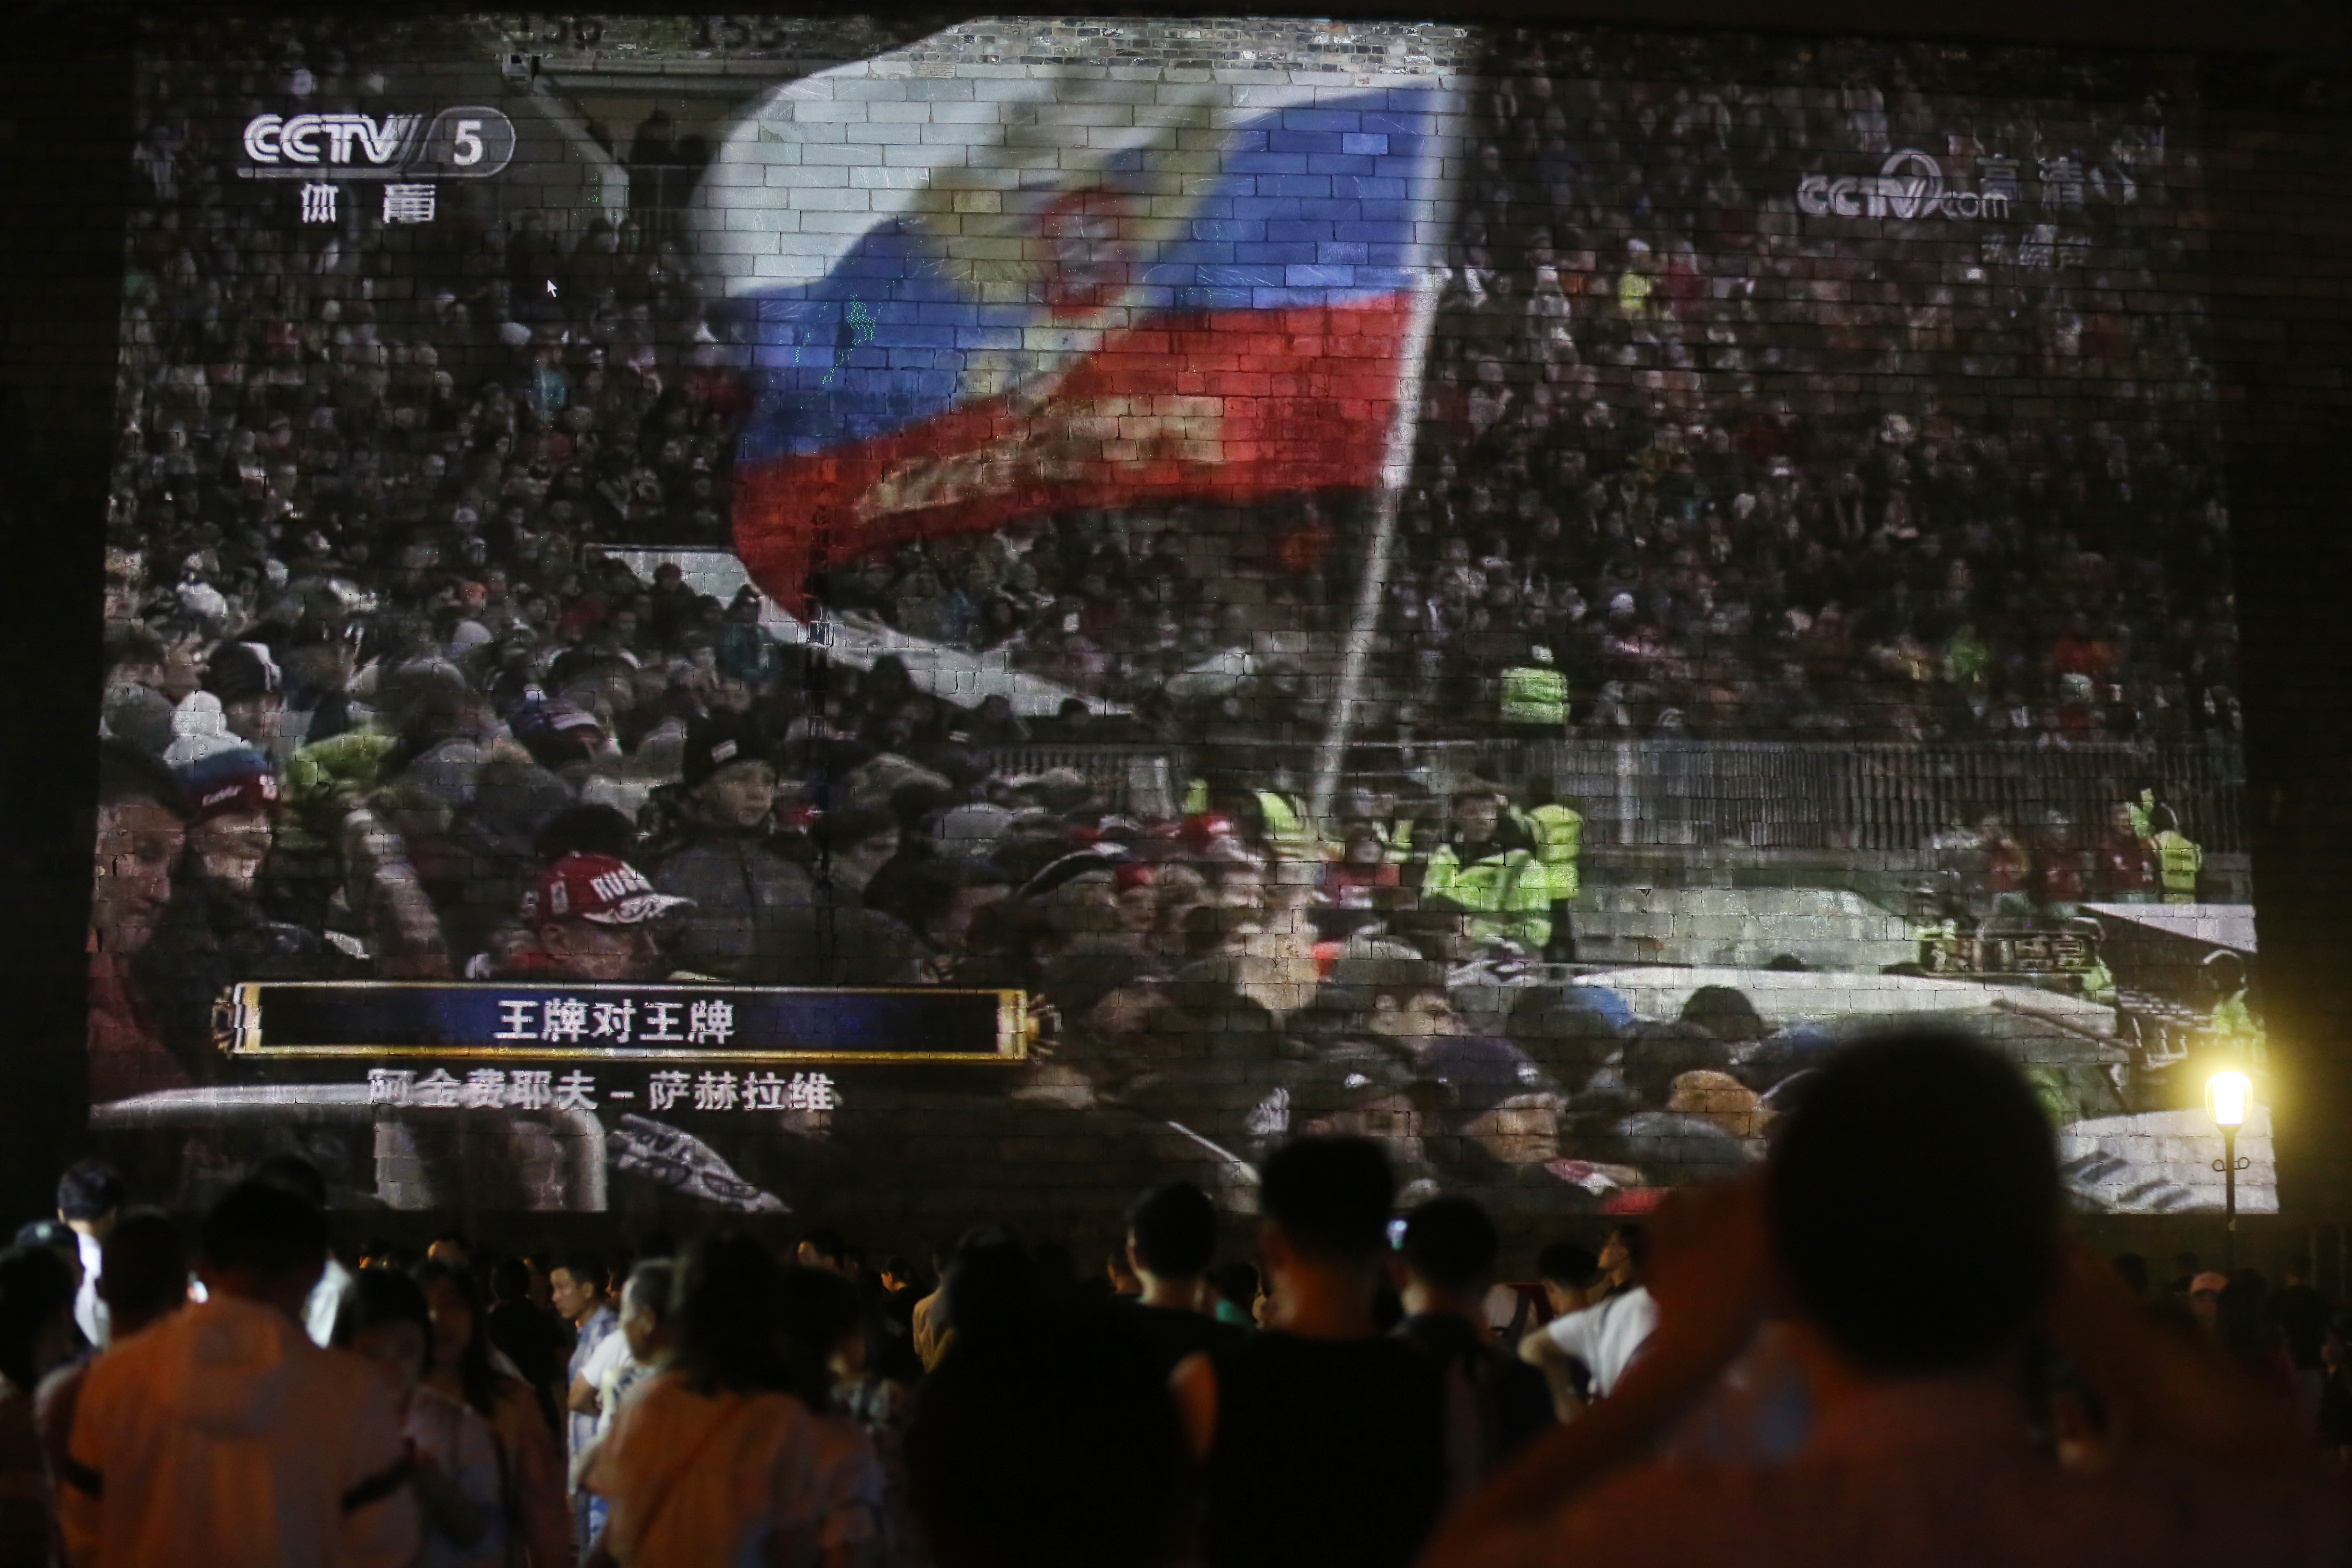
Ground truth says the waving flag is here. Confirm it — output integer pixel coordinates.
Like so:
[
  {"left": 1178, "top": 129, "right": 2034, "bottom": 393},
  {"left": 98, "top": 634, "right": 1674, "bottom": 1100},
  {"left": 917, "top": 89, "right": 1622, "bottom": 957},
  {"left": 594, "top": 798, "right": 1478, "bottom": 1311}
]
[{"left": 698, "top": 33, "right": 1457, "bottom": 615}]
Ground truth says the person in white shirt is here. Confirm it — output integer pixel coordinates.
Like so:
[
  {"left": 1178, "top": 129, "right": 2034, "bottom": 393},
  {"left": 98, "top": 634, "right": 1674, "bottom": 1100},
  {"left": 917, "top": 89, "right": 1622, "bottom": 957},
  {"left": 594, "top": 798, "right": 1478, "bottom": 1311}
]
[
  {"left": 251, "top": 1152, "right": 351, "bottom": 1348},
  {"left": 571, "top": 1261, "right": 679, "bottom": 1515},
  {"left": 1520, "top": 1225, "right": 1656, "bottom": 1406},
  {"left": 55, "top": 1162, "right": 125, "bottom": 1352},
  {"left": 554, "top": 1253, "right": 620, "bottom": 1553},
  {"left": 574, "top": 1327, "right": 633, "bottom": 1452},
  {"left": 305, "top": 1253, "right": 356, "bottom": 1349},
  {"left": 587, "top": 1262, "right": 676, "bottom": 1451},
  {"left": 58, "top": 1180, "right": 418, "bottom": 1568},
  {"left": 583, "top": 1236, "right": 845, "bottom": 1567}
]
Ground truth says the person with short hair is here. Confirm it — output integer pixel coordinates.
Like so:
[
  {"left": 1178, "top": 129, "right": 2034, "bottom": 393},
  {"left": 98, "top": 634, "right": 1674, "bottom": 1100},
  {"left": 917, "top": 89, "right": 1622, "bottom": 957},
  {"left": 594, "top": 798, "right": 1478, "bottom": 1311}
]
[
  {"left": 59, "top": 1181, "right": 418, "bottom": 1567},
  {"left": 593, "top": 1262, "right": 678, "bottom": 1449},
  {"left": 1520, "top": 1225, "right": 1655, "bottom": 1407},
  {"left": 35, "top": 1209, "right": 185, "bottom": 1558},
  {"left": 875, "top": 1255, "right": 920, "bottom": 1346},
  {"left": 555, "top": 1251, "right": 619, "bottom": 1550},
  {"left": 1172, "top": 1138, "right": 1466, "bottom": 1568},
  {"left": 252, "top": 1152, "right": 351, "bottom": 1348},
  {"left": 55, "top": 1161, "right": 125, "bottom": 1350},
  {"left": 1534, "top": 1241, "right": 1601, "bottom": 1318},
  {"left": 486, "top": 1255, "right": 572, "bottom": 1434},
  {"left": 574, "top": 1265, "right": 686, "bottom": 1561},
  {"left": 1120, "top": 1181, "right": 1241, "bottom": 1376},
  {"left": 87, "top": 742, "right": 189, "bottom": 1102},
  {"left": 1428, "top": 1028, "right": 2351, "bottom": 1568},
  {"left": 907, "top": 1307, "right": 1185, "bottom": 1568},
  {"left": 1394, "top": 1197, "right": 1555, "bottom": 1472},
  {"left": 1418, "top": 782, "right": 1551, "bottom": 953}
]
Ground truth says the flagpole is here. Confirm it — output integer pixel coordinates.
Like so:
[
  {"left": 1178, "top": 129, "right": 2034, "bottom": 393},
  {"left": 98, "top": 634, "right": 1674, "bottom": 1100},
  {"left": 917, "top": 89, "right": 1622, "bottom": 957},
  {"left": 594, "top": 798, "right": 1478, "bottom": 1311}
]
[{"left": 1308, "top": 265, "right": 1443, "bottom": 829}]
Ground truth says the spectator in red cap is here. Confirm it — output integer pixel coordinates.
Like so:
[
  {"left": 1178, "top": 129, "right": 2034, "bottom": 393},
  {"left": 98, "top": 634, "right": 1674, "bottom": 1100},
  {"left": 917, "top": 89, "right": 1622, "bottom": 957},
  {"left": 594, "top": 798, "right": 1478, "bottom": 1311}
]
[
  {"left": 512, "top": 853, "right": 690, "bottom": 982},
  {"left": 137, "top": 748, "right": 347, "bottom": 1086},
  {"left": 178, "top": 747, "right": 280, "bottom": 898}
]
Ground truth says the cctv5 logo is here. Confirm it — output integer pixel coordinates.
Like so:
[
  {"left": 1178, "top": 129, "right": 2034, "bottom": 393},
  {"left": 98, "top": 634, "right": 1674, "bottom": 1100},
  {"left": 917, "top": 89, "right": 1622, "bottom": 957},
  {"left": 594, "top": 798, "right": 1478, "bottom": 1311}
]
[
  {"left": 239, "top": 106, "right": 516, "bottom": 179},
  {"left": 244, "top": 111, "right": 420, "bottom": 167},
  {"left": 1796, "top": 149, "right": 2011, "bottom": 221}
]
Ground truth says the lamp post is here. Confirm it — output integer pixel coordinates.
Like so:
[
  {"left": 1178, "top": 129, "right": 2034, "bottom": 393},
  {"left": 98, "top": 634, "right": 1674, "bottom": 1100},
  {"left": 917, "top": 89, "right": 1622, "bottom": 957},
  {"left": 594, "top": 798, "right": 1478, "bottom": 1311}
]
[{"left": 2208, "top": 1069, "right": 2252, "bottom": 1272}]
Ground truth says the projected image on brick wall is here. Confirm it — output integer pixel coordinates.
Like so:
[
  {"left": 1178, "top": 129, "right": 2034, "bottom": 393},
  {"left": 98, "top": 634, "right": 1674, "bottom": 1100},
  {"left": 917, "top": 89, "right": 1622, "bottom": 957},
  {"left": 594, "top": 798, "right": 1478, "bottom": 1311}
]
[{"left": 92, "top": 15, "right": 2264, "bottom": 1221}]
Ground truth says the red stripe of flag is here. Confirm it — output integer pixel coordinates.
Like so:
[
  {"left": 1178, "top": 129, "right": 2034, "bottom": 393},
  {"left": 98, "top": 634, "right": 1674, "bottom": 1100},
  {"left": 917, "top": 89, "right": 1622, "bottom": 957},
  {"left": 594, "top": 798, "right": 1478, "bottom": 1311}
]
[{"left": 735, "top": 295, "right": 1414, "bottom": 616}]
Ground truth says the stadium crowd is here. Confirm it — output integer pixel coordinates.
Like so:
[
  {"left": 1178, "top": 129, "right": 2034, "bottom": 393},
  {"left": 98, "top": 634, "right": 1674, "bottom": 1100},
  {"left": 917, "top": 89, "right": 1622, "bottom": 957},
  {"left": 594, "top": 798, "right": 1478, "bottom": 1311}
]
[
  {"left": 4, "top": 1033, "right": 2349, "bottom": 1568},
  {"left": 111, "top": 21, "right": 2245, "bottom": 741},
  {"left": 1385, "top": 34, "right": 2241, "bottom": 742},
  {"left": 94, "top": 18, "right": 2252, "bottom": 1226},
  {"left": 110, "top": 17, "right": 1345, "bottom": 731}
]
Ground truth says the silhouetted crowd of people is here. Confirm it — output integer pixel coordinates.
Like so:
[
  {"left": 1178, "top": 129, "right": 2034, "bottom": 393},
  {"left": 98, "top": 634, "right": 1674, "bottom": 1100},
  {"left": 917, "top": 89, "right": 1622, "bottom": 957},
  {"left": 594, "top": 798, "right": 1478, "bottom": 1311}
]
[{"left": 4, "top": 1028, "right": 2349, "bottom": 1567}]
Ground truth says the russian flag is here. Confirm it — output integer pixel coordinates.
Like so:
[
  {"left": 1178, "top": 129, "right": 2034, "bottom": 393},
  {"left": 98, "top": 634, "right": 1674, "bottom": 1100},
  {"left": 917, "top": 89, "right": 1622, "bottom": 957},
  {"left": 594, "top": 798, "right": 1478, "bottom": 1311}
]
[{"left": 695, "top": 36, "right": 1458, "bottom": 616}]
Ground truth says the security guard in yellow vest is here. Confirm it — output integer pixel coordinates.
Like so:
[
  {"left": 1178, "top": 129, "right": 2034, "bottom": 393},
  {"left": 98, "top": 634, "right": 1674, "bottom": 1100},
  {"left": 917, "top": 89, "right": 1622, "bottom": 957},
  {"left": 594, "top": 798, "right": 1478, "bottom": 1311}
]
[
  {"left": 1499, "top": 643, "right": 1570, "bottom": 735},
  {"left": 1183, "top": 776, "right": 1318, "bottom": 866},
  {"left": 2148, "top": 804, "right": 2202, "bottom": 905},
  {"left": 1420, "top": 780, "right": 1551, "bottom": 952},
  {"left": 1523, "top": 782, "right": 1584, "bottom": 961},
  {"left": 2203, "top": 949, "right": 2266, "bottom": 1073},
  {"left": 1257, "top": 786, "right": 1316, "bottom": 864}
]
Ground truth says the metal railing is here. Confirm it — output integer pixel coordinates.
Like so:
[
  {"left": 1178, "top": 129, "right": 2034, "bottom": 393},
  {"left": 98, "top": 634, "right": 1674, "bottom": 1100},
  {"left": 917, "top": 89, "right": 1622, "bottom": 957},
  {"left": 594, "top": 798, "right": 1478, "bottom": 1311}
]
[
  {"left": 979, "top": 746, "right": 1189, "bottom": 817},
  {"left": 978, "top": 738, "right": 2245, "bottom": 855},
  {"left": 1535, "top": 738, "right": 2244, "bottom": 853}
]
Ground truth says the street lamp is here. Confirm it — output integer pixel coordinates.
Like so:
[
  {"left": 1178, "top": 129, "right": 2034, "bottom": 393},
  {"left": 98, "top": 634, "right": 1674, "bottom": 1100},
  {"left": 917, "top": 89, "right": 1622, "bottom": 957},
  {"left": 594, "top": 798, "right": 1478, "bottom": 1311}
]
[{"left": 2207, "top": 1069, "right": 2253, "bottom": 1271}]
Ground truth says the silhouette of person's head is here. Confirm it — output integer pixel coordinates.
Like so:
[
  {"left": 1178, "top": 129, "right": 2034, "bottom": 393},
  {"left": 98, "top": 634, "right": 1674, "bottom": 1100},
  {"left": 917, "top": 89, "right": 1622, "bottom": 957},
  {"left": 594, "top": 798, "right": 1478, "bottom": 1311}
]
[
  {"left": 1769, "top": 1028, "right": 2058, "bottom": 1374},
  {"left": 1259, "top": 1136, "right": 1395, "bottom": 1265},
  {"left": 908, "top": 1307, "right": 1185, "bottom": 1568}
]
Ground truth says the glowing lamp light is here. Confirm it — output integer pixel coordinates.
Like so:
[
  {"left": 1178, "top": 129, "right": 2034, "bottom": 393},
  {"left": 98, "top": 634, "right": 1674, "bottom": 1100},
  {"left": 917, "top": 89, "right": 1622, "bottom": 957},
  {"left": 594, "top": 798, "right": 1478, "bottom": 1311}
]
[{"left": 2207, "top": 1070, "right": 2253, "bottom": 1131}]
